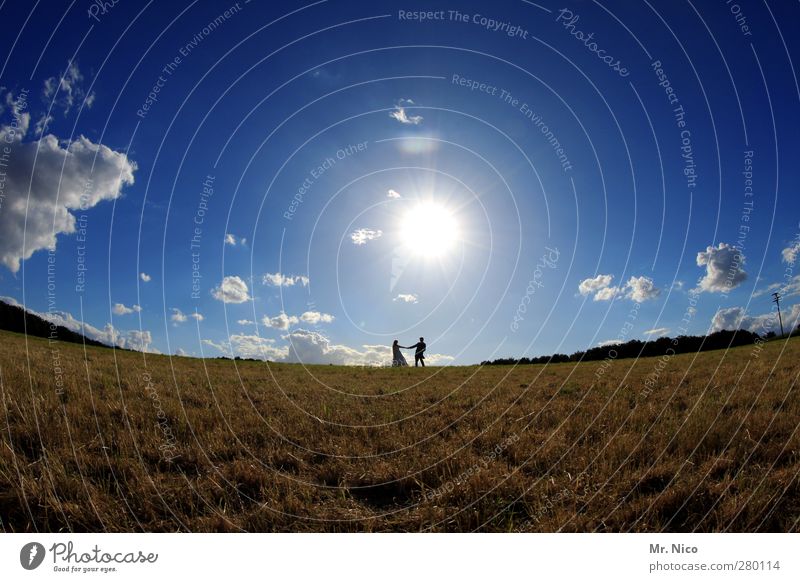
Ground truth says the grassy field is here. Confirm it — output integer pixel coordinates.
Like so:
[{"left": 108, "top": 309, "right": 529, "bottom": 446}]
[{"left": 1, "top": 329, "right": 798, "bottom": 532}]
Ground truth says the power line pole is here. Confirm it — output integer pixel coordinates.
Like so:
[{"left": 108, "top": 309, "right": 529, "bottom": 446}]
[{"left": 772, "top": 292, "right": 785, "bottom": 337}]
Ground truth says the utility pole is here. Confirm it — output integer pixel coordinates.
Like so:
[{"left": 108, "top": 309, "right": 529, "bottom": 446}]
[{"left": 772, "top": 292, "right": 785, "bottom": 337}]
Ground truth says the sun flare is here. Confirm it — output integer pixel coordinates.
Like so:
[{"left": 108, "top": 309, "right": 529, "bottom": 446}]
[{"left": 399, "top": 202, "right": 459, "bottom": 258}]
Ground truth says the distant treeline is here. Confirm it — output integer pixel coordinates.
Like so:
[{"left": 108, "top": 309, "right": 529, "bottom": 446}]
[
  {"left": 0, "top": 300, "right": 109, "bottom": 348},
  {"left": 480, "top": 329, "right": 765, "bottom": 366}
]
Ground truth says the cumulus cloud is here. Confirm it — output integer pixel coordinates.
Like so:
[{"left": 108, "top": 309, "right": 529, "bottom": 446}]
[
  {"left": 696, "top": 243, "right": 747, "bottom": 293},
  {"left": 237, "top": 319, "right": 255, "bottom": 325},
  {"left": 393, "top": 293, "right": 418, "bottom": 303},
  {"left": 43, "top": 62, "right": 95, "bottom": 115},
  {"left": 10, "top": 301, "right": 158, "bottom": 353},
  {"left": 387, "top": 189, "right": 402, "bottom": 199},
  {"left": 710, "top": 303, "right": 800, "bottom": 334},
  {"left": 201, "top": 328, "right": 454, "bottom": 365},
  {"left": 782, "top": 239, "right": 800, "bottom": 265},
  {"left": 231, "top": 334, "right": 288, "bottom": 360},
  {"left": 112, "top": 302, "right": 141, "bottom": 315},
  {"left": 579, "top": 274, "right": 660, "bottom": 302},
  {"left": 262, "top": 272, "right": 309, "bottom": 287},
  {"left": 299, "top": 311, "right": 334, "bottom": 325},
  {"left": 593, "top": 286, "right": 621, "bottom": 301},
  {"left": 579, "top": 274, "right": 614, "bottom": 297},
  {"left": 260, "top": 310, "right": 333, "bottom": 329},
  {"left": 0, "top": 118, "right": 136, "bottom": 273},
  {"left": 283, "top": 329, "right": 385, "bottom": 365},
  {"left": 203, "top": 334, "right": 288, "bottom": 361},
  {"left": 170, "top": 308, "right": 203, "bottom": 323},
  {"left": 624, "top": 276, "right": 661, "bottom": 303},
  {"left": 121, "top": 330, "right": 155, "bottom": 352},
  {"left": 350, "top": 228, "right": 383, "bottom": 245},
  {"left": 262, "top": 311, "right": 299, "bottom": 330},
  {"left": 171, "top": 308, "right": 187, "bottom": 323},
  {"left": 140, "top": 272, "right": 151, "bottom": 282},
  {"left": 201, "top": 338, "right": 230, "bottom": 357},
  {"left": 283, "top": 329, "right": 454, "bottom": 366},
  {"left": 211, "top": 276, "right": 251, "bottom": 303},
  {"left": 389, "top": 99, "right": 423, "bottom": 125}
]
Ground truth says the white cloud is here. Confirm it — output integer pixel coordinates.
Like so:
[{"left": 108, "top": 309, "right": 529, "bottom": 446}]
[
  {"left": 202, "top": 338, "right": 231, "bottom": 356},
  {"left": 593, "top": 286, "right": 620, "bottom": 301},
  {"left": 112, "top": 302, "right": 141, "bottom": 315},
  {"left": 393, "top": 293, "right": 418, "bottom": 303},
  {"left": 203, "top": 334, "right": 288, "bottom": 361},
  {"left": 175, "top": 348, "right": 188, "bottom": 357},
  {"left": 711, "top": 303, "right": 800, "bottom": 334},
  {"left": 0, "top": 119, "right": 136, "bottom": 273},
  {"left": 43, "top": 62, "right": 95, "bottom": 115},
  {"left": 140, "top": 272, "right": 151, "bottom": 282},
  {"left": 579, "top": 274, "right": 614, "bottom": 296},
  {"left": 13, "top": 302, "right": 158, "bottom": 353},
  {"left": 755, "top": 275, "right": 800, "bottom": 299},
  {"left": 644, "top": 327, "right": 670, "bottom": 337},
  {"left": 223, "top": 233, "right": 246, "bottom": 246},
  {"left": 389, "top": 99, "right": 423, "bottom": 125},
  {"left": 579, "top": 274, "right": 660, "bottom": 302},
  {"left": 262, "top": 311, "right": 299, "bottom": 330},
  {"left": 172, "top": 308, "right": 203, "bottom": 323},
  {"left": 201, "top": 328, "right": 454, "bottom": 365},
  {"left": 262, "top": 272, "right": 309, "bottom": 287},
  {"left": 597, "top": 339, "right": 621, "bottom": 347},
  {"left": 283, "top": 329, "right": 455, "bottom": 366},
  {"left": 211, "top": 275, "right": 251, "bottom": 303},
  {"left": 624, "top": 276, "right": 661, "bottom": 303},
  {"left": 284, "top": 329, "right": 386, "bottom": 365},
  {"left": 34, "top": 114, "right": 52, "bottom": 136},
  {"left": 387, "top": 189, "right": 402, "bottom": 199},
  {"left": 260, "top": 310, "right": 333, "bottom": 329},
  {"left": 122, "top": 330, "right": 154, "bottom": 352},
  {"left": 782, "top": 240, "right": 800, "bottom": 265},
  {"left": 170, "top": 308, "right": 187, "bottom": 323},
  {"left": 230, "top": 334, "right": 288, "bottom": 360},
  {"left": 299, "top": 311, "right": 335, "bottom": 325},
  {"left": 237, "top": 319, "right": 255, "bottom": 325},
  {"left": 0, "top": 295, "right": 21, "bottom": 307},
  {"left": 696, "top": 242, "right": 747, "bottom": 293},
  {"left": 350, "top": 228, "right": 383, "bottom": 245}
]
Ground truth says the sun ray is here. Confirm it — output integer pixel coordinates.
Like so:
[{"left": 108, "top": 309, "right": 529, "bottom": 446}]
[{"left": 399, "top": 202, "right": 460, "bottom": 259}]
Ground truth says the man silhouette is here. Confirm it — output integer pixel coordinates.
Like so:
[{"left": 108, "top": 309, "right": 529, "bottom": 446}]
[{"left": 409, "top": 337, "right": 426, "bottom": 367}]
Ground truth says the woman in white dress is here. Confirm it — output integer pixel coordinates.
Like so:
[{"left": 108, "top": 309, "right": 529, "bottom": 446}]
[{"left": 392, "top": 340, "right": 408, "bottom": 367}]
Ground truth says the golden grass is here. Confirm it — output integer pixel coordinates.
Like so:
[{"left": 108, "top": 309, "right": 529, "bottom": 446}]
[{"left": 1, "top": 329, "right": 798, "bottom": 532}]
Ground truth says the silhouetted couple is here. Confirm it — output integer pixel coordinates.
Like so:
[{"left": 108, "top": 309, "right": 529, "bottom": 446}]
[{"left": 391, "top": 337, "right": 426, "bottom": 367}]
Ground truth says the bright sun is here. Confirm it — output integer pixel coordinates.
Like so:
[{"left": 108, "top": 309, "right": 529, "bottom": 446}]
[{"left": 400, "top": 202, "right": 459, "bottom": 258}]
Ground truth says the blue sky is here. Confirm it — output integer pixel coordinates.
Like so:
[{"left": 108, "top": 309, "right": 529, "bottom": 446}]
[{"left": 1, "top": 0, "right": 799, "bottom": 364}]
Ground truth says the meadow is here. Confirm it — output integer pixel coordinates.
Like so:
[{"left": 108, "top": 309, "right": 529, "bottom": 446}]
[{"left": 1, "top": 329, "right": 798, "bottom": 532}]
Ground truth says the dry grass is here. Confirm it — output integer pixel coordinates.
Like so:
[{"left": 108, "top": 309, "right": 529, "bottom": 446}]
[{"left": 1, "top": 329, "right": 798, "bottom": 532}]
